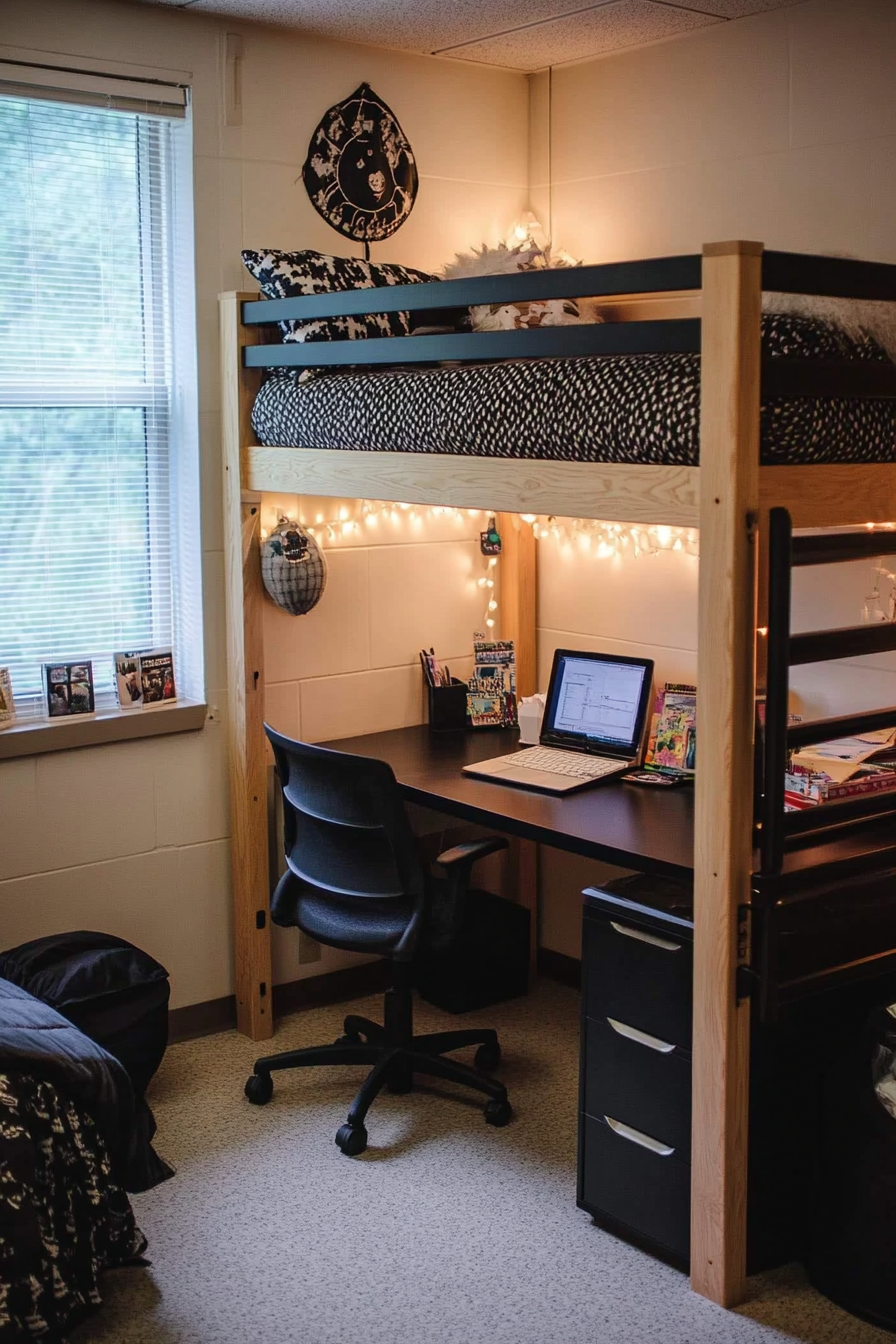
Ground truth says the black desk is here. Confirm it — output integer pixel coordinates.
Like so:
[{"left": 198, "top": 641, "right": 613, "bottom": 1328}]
[
  {"left": 323, "top": 726, "right": 896, "bottom": 891},
  {"left": 322, "top": 726, "right": 694, "bottom": 879}
]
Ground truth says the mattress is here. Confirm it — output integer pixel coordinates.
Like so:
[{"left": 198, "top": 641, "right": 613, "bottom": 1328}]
[{"left": 252, "top": 314, "right": 896, "bottom": 467}]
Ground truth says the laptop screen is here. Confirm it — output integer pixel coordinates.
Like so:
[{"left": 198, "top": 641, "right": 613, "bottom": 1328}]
[{"left": 541, "top": 649, "right": 655, "bottom": 758}]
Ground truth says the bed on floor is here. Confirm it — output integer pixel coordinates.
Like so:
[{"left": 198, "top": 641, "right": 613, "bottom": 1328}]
[
  {"left": 219, "top": 241, "right": 896, "bottom": 1310},
  {"left": 0, "top": 979, "right": 166, "bottom": 1342}
]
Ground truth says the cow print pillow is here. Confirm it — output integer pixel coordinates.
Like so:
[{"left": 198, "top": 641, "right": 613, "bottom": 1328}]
[{"left": 241, "top": 249, "right": 437, "bottom": 345}]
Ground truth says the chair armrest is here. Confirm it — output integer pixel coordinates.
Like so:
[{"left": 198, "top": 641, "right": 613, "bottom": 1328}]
[{"left": 435, "top": 837, "right": 508, "bottom": 872}]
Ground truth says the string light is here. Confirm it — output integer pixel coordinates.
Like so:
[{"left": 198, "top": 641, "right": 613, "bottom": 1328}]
[
  {"left": 529, "top": 516, "right": 700, "bottom": 559},
  {"left": 263, "top": 504, "right": 896, "bottom": 636}
]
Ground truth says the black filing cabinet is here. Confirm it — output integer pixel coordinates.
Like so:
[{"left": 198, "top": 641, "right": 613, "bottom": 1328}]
[
  {"left": 577, "top": 874, "right": 817, "bottom": 1272},
  {"left": 578, "top": 877, "right": 695, "bottom": 1267}
]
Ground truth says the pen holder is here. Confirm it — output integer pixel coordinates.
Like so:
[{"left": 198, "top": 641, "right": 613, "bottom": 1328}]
[{"left": 427, "top": 679, "right": 469, "bottom": 732}]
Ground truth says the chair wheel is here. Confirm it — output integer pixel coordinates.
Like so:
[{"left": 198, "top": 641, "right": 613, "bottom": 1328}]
[
  {"left": 245, "top": 1072, "right": 273, "bottom": 1105},
  {"left": 475, "top": 1041, "right": 501, "bottom": 1071},
  {"left": 334, "top": 1032, "right": 361, "bottom": 1045},
  {"left": 335, "top": 1122, "right": 368, "bottom": 1156},
  {"left": 484, "top": 1098, "right": 512, "bottom": 1128}
]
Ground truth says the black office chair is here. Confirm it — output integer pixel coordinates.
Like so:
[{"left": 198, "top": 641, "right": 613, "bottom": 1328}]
[{"left": 245, "top": 726, "right": 513, "bottom": 1155}]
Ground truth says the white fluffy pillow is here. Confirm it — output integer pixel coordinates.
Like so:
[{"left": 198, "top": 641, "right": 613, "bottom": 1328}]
[{"left": 441, "top": 242, "right": 591, "bottom": 332}]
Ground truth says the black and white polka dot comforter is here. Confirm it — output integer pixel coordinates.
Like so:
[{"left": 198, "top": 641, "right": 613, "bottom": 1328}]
[{"left": 251, "top": 314, "right": 896, "bottom": 466}]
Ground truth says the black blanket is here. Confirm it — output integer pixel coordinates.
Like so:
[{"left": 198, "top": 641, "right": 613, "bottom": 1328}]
[{"left": 0, "top": 978, "right": 171, "bottom": 1192}]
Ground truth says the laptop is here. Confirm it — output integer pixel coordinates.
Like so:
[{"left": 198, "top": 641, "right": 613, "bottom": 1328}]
[{"left": 462, "top": 648, "right": 655, "bottom": 794}]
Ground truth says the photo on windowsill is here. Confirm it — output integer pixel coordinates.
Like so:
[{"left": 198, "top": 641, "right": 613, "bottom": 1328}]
[
  {"left": 42, "top": 661, "right": 96, "bottom": 720},
  {"left": 114, "top": 652, "right": 145, "bottom": 710},
  {"left": 113, "top": 649, "right": 177, "bottom": 710},
  {"left": 0, "top": 668, "right": 15, "bottom": 730}
]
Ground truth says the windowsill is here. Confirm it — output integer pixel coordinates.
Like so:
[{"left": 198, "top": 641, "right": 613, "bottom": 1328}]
[{"left": 0, "top": 699, "right": 208, "bottom": 761}]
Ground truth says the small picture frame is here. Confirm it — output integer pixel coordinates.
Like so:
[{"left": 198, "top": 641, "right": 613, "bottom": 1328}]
[
  {"left": 42, "top": 660, "right": 96, "bottom": 719},
  {"left": 114, "top": 652, "right": 145, "bottom": 709},
  {"left": 113, "top": 649, "right": 177, "bottom": 709},
  {"left": 0, "top": 667, "right": 15, "bottom": 730},
  {"left": 139, "top": 650, "right": 177, "bottom": 707}
]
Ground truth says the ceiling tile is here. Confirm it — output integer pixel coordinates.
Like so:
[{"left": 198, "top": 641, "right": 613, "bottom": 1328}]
[
  {"left": 656, "top": 0, "right": 801, "bottom": 14},
  {"left": 134, "top": 0, "right": 803, "bottom": 69},
  {"left": 443, "top": 0, "right": 719, "bottom": 71},
  {"left": 168, "top": 0, "right": 614, "bottom": 55}
]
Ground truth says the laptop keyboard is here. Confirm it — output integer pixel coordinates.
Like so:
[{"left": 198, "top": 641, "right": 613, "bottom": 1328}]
[{"left": 513, "top": 747, "right": 622, "bottom": 779}]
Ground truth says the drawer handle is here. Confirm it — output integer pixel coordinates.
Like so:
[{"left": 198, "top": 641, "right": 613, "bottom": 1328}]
[
  {"left": 610, "top": 920, "right": 682, "bottom": 952},
  {"left": 605, "top": 1115, "right": 675, "bottom": 1157},
  {"left": 607, "top": 1017, "right": 676, "bottom": 1054}
]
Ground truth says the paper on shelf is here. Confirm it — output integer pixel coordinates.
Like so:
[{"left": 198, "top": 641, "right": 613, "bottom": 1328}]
[{"left": 791, "top": 727, "right": 896, "bottom": 783}]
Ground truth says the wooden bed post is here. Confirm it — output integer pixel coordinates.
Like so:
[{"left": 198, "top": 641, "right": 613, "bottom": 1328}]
[
  {"left": 498, "top": 512, "right": 539, "bottom": 975},
  {"left": 220, "top": 292, "right": 274, "bottom": 1041},
  {"left": 498, "top": 512, "right": 537, "bottom": 698},
  {"left": 692, "top": 242, "right": 762, "bottom": 1306}
]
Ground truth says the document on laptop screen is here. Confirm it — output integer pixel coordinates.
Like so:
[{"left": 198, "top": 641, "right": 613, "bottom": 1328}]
[{"left": 552, "top": 656, "right": 648, "bottom": 748}]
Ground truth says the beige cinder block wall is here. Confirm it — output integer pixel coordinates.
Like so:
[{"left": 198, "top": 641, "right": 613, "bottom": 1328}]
[{"left": 0, "top": 0, "right": 529, "bottom": 1007}]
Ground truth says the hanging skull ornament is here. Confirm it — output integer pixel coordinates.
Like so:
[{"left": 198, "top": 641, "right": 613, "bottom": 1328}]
[
  {"left": 261, "top": 518, "right": 328, "bottom": 616},
  {"left": 302, "top": 83, "right": 418, "bottom": 244}
]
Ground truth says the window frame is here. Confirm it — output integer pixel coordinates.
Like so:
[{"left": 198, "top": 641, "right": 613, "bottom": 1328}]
[{"left": 0, "top": 67, "right": 205, "bottom": 751}]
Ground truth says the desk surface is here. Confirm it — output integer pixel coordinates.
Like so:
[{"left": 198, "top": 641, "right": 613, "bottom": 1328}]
[
  {"left": 323, "top": 726, "right": 896, "bottom": 888},
  {"left": 322, "top": 725, "right": 695, "bottom": 878}
]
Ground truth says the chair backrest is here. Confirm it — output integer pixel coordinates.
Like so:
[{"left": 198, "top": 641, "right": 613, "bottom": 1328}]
[{"left": 265, "top": 726, "right": 428, "bottom": 953}]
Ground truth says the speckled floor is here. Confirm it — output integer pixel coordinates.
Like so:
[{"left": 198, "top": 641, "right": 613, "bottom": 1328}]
[{"left": 72, "top": 980, "right": 892, "bottom": 1344}]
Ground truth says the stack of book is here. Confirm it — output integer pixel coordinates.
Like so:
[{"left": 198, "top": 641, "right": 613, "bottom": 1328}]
[{"left": 785, "top": 728, "right": 896, "bottom": 810}]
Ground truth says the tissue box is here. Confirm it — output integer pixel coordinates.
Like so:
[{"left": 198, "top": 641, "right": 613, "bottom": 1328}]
[{"left": 518, "top": 694, "right": 546, "bottom": 745}]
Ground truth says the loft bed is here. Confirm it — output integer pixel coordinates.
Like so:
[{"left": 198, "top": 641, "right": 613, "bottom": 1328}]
[{"left": 219, "top": 240, "right": 896, "bottom": 1310}]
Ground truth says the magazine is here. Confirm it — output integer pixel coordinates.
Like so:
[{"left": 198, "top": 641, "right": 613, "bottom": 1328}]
[
  {"left": 42, "top": 660, "right": 95, "bottom": 718},
  {"left": 644, "top": 683, "right": 697, "bottom": 774},
  {"left": 467, "top": 639, "right": 517, "bottom": 728},
  {"left": 0, "top": 667, "right": 15, "bottom": 729},
  {"left": 114, "top": 652, "right": 144, "bottom": 709},
  {"left": 139, "top": 650, "right": 177, "bottom": 706}
]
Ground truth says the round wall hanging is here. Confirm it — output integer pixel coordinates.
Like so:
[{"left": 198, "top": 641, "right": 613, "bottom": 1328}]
[
  {"left": 302, "top": 83, "right": 418, "bottom": 245},
  {"left": 261, "top": 519, "right": 328, "bottom": 616}
]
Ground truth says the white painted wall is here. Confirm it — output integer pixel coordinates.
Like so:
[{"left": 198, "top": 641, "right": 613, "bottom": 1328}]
[
  {"left": 0, "top": 0, "right": 529, "bottom": 1008},
  {"left": 536, "top": 0, "right": 896, "bottom": 959}
]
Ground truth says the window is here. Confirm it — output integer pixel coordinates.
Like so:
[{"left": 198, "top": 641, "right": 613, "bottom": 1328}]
[{"left": 0, "top": 66, "right": 200, "bottom": 720}]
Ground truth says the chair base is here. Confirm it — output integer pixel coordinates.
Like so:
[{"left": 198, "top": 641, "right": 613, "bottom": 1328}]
[{"left": 245, "top": 977, "right": 512, "bottom": 1155}]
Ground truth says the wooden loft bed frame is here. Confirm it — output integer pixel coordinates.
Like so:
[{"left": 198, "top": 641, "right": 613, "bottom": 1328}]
[{"left": 219, "top": 240, "right": 896, "bottom": 1309}]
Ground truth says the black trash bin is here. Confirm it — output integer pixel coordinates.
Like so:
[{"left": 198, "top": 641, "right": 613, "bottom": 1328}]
[
  {"left": 416, "top": 890, "right": 530, "bottom": 1013},
  {"left": 808, "top": 1002, "right": 896, "bottom": 1331}
]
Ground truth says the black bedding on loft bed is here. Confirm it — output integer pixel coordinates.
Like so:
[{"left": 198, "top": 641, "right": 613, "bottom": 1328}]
[{"left": 252, "top": 313, "right": 896, "bottom": 466}]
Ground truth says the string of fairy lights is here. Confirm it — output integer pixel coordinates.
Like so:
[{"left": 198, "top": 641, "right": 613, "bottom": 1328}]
[
  {"left": 260, "top": 500, "right": 702, "bottom": 634},
  {"left": 261, "top": 500, "right": 896, "bottom": 630}
]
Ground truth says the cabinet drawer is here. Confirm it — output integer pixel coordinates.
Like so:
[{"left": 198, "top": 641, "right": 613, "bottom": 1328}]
[
  {"left": 583, "top": 913, "right": 693, "bottom": 1049},
  {"left": 579, "top": 1113, "right": 690, "bottom": 1263},
  {"left": 583, "top": 1016, "right": 692, "bottom": 1155}
]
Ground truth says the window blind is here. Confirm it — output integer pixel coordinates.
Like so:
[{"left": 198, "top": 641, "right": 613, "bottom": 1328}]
[{"left": 0, "top": 82, "right": 194, "bottom": 716}]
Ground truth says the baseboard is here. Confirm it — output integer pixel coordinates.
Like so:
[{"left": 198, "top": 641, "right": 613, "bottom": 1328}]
[
  {"left": 169, "top": 952, "right": 578, "bottom": 1044},
  {"left": 537, "top": 947, "right": 582, "bottom": 989},
  {"left": 273, "top": 959, "right": 390, "bottom": 1017},
  {"left": 168, "top": 959, "right": 390, "bottom": 1044},
  {"left": 168, "top": 994, "right": 237, "bottom": 1042}
]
